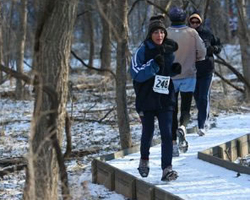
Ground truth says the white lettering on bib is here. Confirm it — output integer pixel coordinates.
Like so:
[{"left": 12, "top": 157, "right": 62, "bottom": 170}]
[{"left": 153, "top": 75, "right": 170, "bottom": 94}]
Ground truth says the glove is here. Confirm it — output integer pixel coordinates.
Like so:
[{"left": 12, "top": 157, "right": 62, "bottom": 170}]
[
  {"left": 172, "top": 62, "right": 181, "bottom": 74},
  {"left": 160, "top": 38, "right": 178, "bottom": 54},
  {"left": 154, "top": 54, "right": 164, "bottom": 68},
  {"left": 213, "top": 46, "right": 221, "bottom": 55},
  {"left": 207, "top": 46, "right": 214, "bottom": 55}
]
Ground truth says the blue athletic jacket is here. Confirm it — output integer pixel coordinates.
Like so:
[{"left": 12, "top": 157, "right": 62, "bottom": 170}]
[{"left": 130, "top": 39, "right": 178, "bottom": 113}]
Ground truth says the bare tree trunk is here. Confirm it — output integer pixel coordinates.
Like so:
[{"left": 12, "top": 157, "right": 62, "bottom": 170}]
[
  {"left": 116, "top": 0, "right": 132, "bottom": 149},
  {"left": 0, "top": 2, "right": 3, "bottom": 83},
  {"left": 3, "top": 0, "right": 15, "bottom": 86},
  {"left": 236, "top": 0, "right": 250, "bottom": 101},
  {"left": 86, "top": 1, "right": 95, "bottom": 67},
  {"left": 15, "top": 0, "right": 27, "bottom": 99},
  {"left": 99, "top": 0, "right": 111, "bottom": 70},
  {"left": 23, "top": 0, "right": 78, "bottom": 199},
  {"left": 218, "top": 64, "right": 228, "bottom": 95},
  {"left": 224, "top": 0, "right": 232, "bottom": 42},
  {"left": 208, "top": 0, "right": 228, "bottom": 40},
  {"left": 203, "top": 0, "right": 210, "bottom": 20}
]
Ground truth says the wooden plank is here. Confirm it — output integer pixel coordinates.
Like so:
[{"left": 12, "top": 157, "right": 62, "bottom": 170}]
[
  {"left": 115, "top": 168, "right": 136, "bottom": 199},
  {"left": 212, "top": 146, "right": 220, "bottom": 157},
  {"left": 229, "top": 139, "right": 238, "bottom": 161},
  {"left": 136, "top": 179, "right": 154, "bottom": 200},
  {"left": 100, "top": 145, "right": 140, "bottom": 161},
  {"left": 91, "top": 140, "right": 185, "bottom": 200},
  {"left": 91, "top": 159, "right": 97, "bottom": 183},
  {"left": 237, "top": 135, "right": 249, "bottom": 157},
  {"left": 95, "top": 159, "right": 115, "bottom": 190},
  {"left": 198, "top": 151, "right": 250, "bottom": 175},
  {"left": 155, "top": 187, "right": 184, "bottom": 200},
  {"left": 99, "top": 139, "right": 161, "bottom": 162}
]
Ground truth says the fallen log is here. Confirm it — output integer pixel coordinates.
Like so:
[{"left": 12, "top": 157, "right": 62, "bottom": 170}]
[
  {"left": 0, "top": 157, "right": 26, "bottom": 167},
  {"left": 0, "top": 147, "right": 101, "bottom": 176},
  {"left": 0, "top": 164, "right": 26, "bottom": 177},
  {"left": 64, "top": 147, "right": 101, "bottom": 159}
]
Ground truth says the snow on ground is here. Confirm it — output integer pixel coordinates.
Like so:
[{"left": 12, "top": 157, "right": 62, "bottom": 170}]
[
  {"left": 0, "top": 78, "right": 134, "bottom": 200},
  {"left": 3, "top": 93, "right": 250, "bottom": 200},
  {"left": 1, "top": 80, "right": 250, "bottom": 199},
  {"left": 108, "top": 113, "right": 250, "bottom": 200},
  {"left": 0, "top": 44, "right": 249, "bottom": 199}
]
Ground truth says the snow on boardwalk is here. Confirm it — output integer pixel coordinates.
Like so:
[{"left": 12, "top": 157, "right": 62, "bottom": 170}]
[{"left": 108, "top": 114, "right": 250, "bottom": 200}]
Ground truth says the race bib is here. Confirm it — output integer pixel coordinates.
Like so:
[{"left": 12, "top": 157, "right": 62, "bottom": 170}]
[{"left": 153, "top": 75, "right": 170, "bottom": 94}]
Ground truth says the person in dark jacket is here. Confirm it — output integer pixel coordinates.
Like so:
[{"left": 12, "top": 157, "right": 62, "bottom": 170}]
[
  {"left": 130, "top": 14, "right": 181, "bottom": 181},
  {"left": 189, "top": 12, "right": 222, "bottom": 136}
]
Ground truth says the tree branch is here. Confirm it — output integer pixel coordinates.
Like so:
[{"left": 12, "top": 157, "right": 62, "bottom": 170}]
[
  {"left": 70, "top": 50, "right": 116, "bottom": 79},
  {"left": 214, "top": 70, "right": 244, "bottom": 93},
  {"left": 215, "top": 55, "right": 250, "bottom": 89},
  {"left": 203, "top": 0, "right": 211, "bottom": 22},
  {"left": 128, "top": 0, "right": 143, "bottom": 16},
  {"left": 146, "top": 0, "right": 168, "bottom": 15}
]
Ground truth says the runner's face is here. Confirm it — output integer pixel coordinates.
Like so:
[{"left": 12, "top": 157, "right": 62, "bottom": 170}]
[
  {"left": 190, "top": 18, "right": 201, "bottom": 29},
  {"left": 151, "top": 29, "right": 165, "bottom": 45}
]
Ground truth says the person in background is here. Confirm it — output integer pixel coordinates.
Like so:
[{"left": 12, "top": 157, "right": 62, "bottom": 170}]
[
  {"left": 167, "top": 7, "right": 206, "bottom": 157},
  {"left": 229, "top": 16, "right": 238, "bottom": 38},
  {"left": 130, "top": 14, "right": 181, "bottom": 181},
  {"left": 188, "top": 12, "right": 222, "bottom": 136}
]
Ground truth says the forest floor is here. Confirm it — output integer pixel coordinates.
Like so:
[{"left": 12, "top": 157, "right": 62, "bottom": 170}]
[{"left": 0, "top": 69, "right": 250, "bottom": 199}]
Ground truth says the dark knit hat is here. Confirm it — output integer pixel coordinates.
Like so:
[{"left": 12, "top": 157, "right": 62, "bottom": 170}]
[
  {"left": 169, "top": 6, "right": 186, "bottom": 22},
  {"left": 147, "top": 14, "right": 167, "bottom": 39}
]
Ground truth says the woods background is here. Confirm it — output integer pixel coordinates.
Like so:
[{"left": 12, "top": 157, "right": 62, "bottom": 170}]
[{"left": 0, "top": 0, "right": 250, "bottom": 199}]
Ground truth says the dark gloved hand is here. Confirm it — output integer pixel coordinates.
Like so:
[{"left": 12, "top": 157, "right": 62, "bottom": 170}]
[
  {"left": 207, "top": 46, "right": 214, "bottom": 55},
  {"left": 160, "top": 38, "right": 178, "bottom": 54},
  {"left": 154, "top": 54, "right": 164, "bottom": 68},
  {"left": 213, "top": 46, "right": 221, "bottom": 55},
  {"left": 172, "top": 62, "right": 181, "bottom": 74}
]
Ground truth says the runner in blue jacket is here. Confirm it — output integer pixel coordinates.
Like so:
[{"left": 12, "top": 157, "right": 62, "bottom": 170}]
[{"left": 130, "top": 14, "right": 181, "bottom": 181}]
